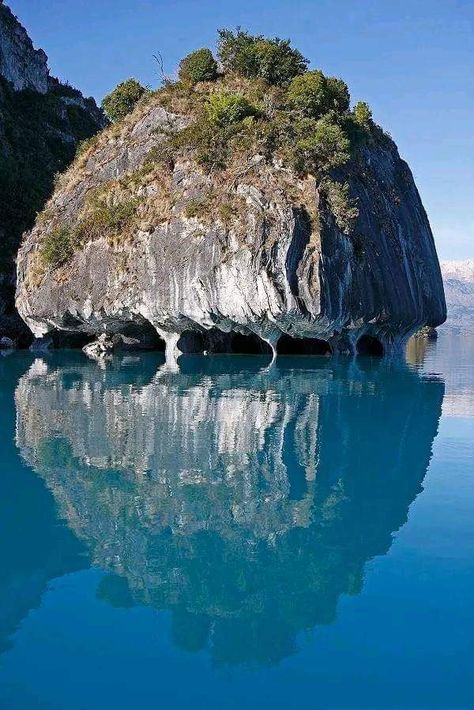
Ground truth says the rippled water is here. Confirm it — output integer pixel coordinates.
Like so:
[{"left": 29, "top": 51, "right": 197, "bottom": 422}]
[{"left": 0, "top": 333, "right": 473, "bottom": 709}]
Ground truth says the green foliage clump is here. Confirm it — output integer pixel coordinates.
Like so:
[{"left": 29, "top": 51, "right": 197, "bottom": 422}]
[
  {"left": 40, "top": 195, "right": 140, "bottom": 269},
  {"left": 287, "top": 70, "right": 350, "bottom": 118},
  {"left": 184, "top": 197, "right": 207, "bottom": 219},
  {"left": 36, "top": 27, "right": 379, "bottom": 264},
  {"left": 0, "top": 75, "right": 103, "bottom": 278},
  {"left": 290, "top": 115, "right": 351, "bottom": 176},
  {"left": 354, "top": 101, "right": 372, "bottom": 126},
  {"left": 40, "top": 225, "right": 75, "bottom": 268},
  {"left": 74, "top": 198, "right": 140, "bottom": 245},
  {"left": 322, "top": 179, "right": 359, "bottom": 234},
  {"left": 206, "top": 92, "right": 258, "bottom": 126},
  {"left": 325, "top": 78, "right": 351, "bottom": 114},
  {"left": 159, "top": 29, "right": 367, "bottom": 235},
  {"left": 178, "top": 48, "right": 218, "bottom": 84},
  {"left": 217, "top": 29, "right": 308, "bottom": 86},
  {"left": 101, "top": 79, "right": 146, "bottom": 122},
  {"left": 170, "top": 117, "right": 226, "bottom": 170}
]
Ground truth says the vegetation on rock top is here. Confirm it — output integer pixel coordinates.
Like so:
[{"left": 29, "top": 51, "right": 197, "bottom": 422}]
[
  {"left": 37, "top": 29, "right": 385, "bottom": 270},
  {"left": 101, "top": 78, "right": 148, "bottom": 122}
]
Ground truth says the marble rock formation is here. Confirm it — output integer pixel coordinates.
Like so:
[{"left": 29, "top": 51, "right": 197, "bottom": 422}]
[{"left": 16, "top": 73, "right": 446, "bottom": 360}]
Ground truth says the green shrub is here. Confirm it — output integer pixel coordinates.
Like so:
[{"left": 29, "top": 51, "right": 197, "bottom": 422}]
[
  {"left": 325, "top": 77, "right": 351, "bottom": 113},
  {"left": 291, "top": 115, "right": 351, "bottom": 176},
  {"left": 217, "top": 29, "right": 308, "bottom": 85},
  {"left": 0, "top": 75, "right": 102, "bottom": 276},
  {"left": 40, "top": 198, "right": 140, "bottom": 269},
  {"left": 287, "top": 71, "right": 326, "bottom": 118},
  {"left": 288, "top": 71, "right": 350, "bottom": 119},
  {"left": 170, "top": 116, "right": 227, "bottom": 169},
  {"left": 101, "top": 79, "right": 146, "bottom": 122},
  {"left": 178, "top": 48, "right": 218, "bottom": 84},
  {"left": 354, "top": 101, "right": 372, "bottom": 126},
  {"left": 206, "top": 92, "right": 258, "bottom": 126},
  {"left": 75, "top": 199, "right": 139, "bottom": 244},
  {"left": 40, "top": 225, "right": 75, "bottom": 268},
  {"left": 184, "top": 196, "right": 209, "bottom": 219},
  {"left": 322, "top": 179, "right": 359, "bottom": 233}
]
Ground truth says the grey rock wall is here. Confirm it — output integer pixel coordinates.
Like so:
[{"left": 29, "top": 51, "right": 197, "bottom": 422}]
[
  {"left": 0, "top": 1, "right": 48, "bottom": 93},
  {"left": 16, "top": 100, "right": 446, "bottom": 359}
]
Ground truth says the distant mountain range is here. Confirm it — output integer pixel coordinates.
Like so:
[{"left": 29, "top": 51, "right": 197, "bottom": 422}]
[{"left": 440, "top": 260, "right": 474, "bottom": 328}]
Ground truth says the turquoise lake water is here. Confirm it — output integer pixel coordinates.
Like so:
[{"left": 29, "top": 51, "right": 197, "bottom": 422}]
[{"left": 0, "top": 332, "right": 473, "bottom": 709}]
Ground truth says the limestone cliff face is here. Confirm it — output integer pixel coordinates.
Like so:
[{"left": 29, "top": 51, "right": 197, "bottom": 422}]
[
  {"left": 0, "top": 1, "right": 48, "bottom": 93},
  {"left": 16, "top": 96, "right": 446, "bottom": 357},
  {"left": 0, "top": 1, "right": 106, "bottom": 344}
]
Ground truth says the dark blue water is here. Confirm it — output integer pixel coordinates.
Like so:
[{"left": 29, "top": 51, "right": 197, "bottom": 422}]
[{"left": 0, "top": 333, "right": 473, "bottom": 709}]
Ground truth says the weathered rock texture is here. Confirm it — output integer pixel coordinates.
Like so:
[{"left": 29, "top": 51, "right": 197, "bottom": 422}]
[
  {"left": 16, "top": 98, "right": 446, "bottom": 358},
  {"left": 0, "top": 1, "right": 106, "bottom": 345},
  {"left": 0, "top": 1, "right": 48, "bottom": 93}
]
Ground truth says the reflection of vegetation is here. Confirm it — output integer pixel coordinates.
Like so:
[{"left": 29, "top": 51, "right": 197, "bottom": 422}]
[{"left": 17, "top": 357, "right": 444, "bottom": 666}]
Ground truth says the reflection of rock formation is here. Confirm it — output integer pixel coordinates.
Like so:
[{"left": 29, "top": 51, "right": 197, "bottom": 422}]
[
  {"left": 16, "top": 355, "right": 444, "bottom": 666},
  {"left": 406, "top": 333, "right": 433, "bottom": 365},
  {"left": 0, "top": 355, "right": 87, "bottom": 654}
]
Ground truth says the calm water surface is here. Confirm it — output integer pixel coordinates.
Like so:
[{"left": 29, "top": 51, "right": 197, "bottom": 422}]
[{"left": 0, "top": 332, "right": 473, "bottom": 709}]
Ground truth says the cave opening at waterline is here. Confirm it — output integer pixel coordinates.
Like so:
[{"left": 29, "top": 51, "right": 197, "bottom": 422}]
[
  {"left": 228, "top": 333, "right": 273, "bottom": 355},
  {"left": 356, "top": 334, "right": 385, "bottom": 357},
  {"left": 277, "top": 335, "right": 332, "bottom": 356},
  {"left": 50, "top": 329, "right": 96, "bottom": 350},
  {"left": 118, "top": 321, "right": 166, "bottom": 351},
  {"left": 176, "top": 329, "right": 273, "bottom": 355},
  {"left": 177, "top": 330, "right": 206, "bottom": 354}
]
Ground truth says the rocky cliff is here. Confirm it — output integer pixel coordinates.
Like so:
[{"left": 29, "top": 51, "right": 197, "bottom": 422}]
[
  {"left": 0, "top": 1, "right": 48, "bottom": 93},
  {"left": 15, "top": 33, "right": 446, "bottom": 358},
  {"left": 0, "top": 1, "right": 106, "bottom": 345}
]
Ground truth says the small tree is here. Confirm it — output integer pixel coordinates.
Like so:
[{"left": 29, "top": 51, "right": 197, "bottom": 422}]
[
  {"left": 323, "top": 179, "right": 359, "bottom": 233},
  {"left": 206, "top": 92, "right": 258, "bottom": 126},
  {"left": 354, "top": 101, "right": 372, "bottom": 126},
  {"left": 217, "top": 29, "right": 308, "bottom": 86},
  {"left": 179, "top": 48, "right": 218, "bottom": 84},
  {"left": 101, "top": 78, "right": 146, "bottom": 122},
  {"left": 288, "top": 70, "right": 328, "bottom": 118},
  {"left": 288, "top": 71, "right": 350, "bottom": 119},
  {"left": 292, "top": 115, "right": 351, "bottom": 176},
  {"left": 325, "top": 77, "right": 350, "bottom": 113}
]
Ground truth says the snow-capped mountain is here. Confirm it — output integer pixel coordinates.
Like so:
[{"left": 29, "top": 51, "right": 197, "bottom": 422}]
[{"left": 441, "top": 260, "right": 474, "bottom": 328}]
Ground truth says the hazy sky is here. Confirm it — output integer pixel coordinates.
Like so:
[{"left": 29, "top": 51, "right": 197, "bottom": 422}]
[{"left": 9, "top": 0, "right": 473, "bottom": 260}]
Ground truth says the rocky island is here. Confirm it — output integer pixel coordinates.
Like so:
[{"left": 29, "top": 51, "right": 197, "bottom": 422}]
[{"left": 14, "top": 29, "right": 446, "bottom": 359}]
